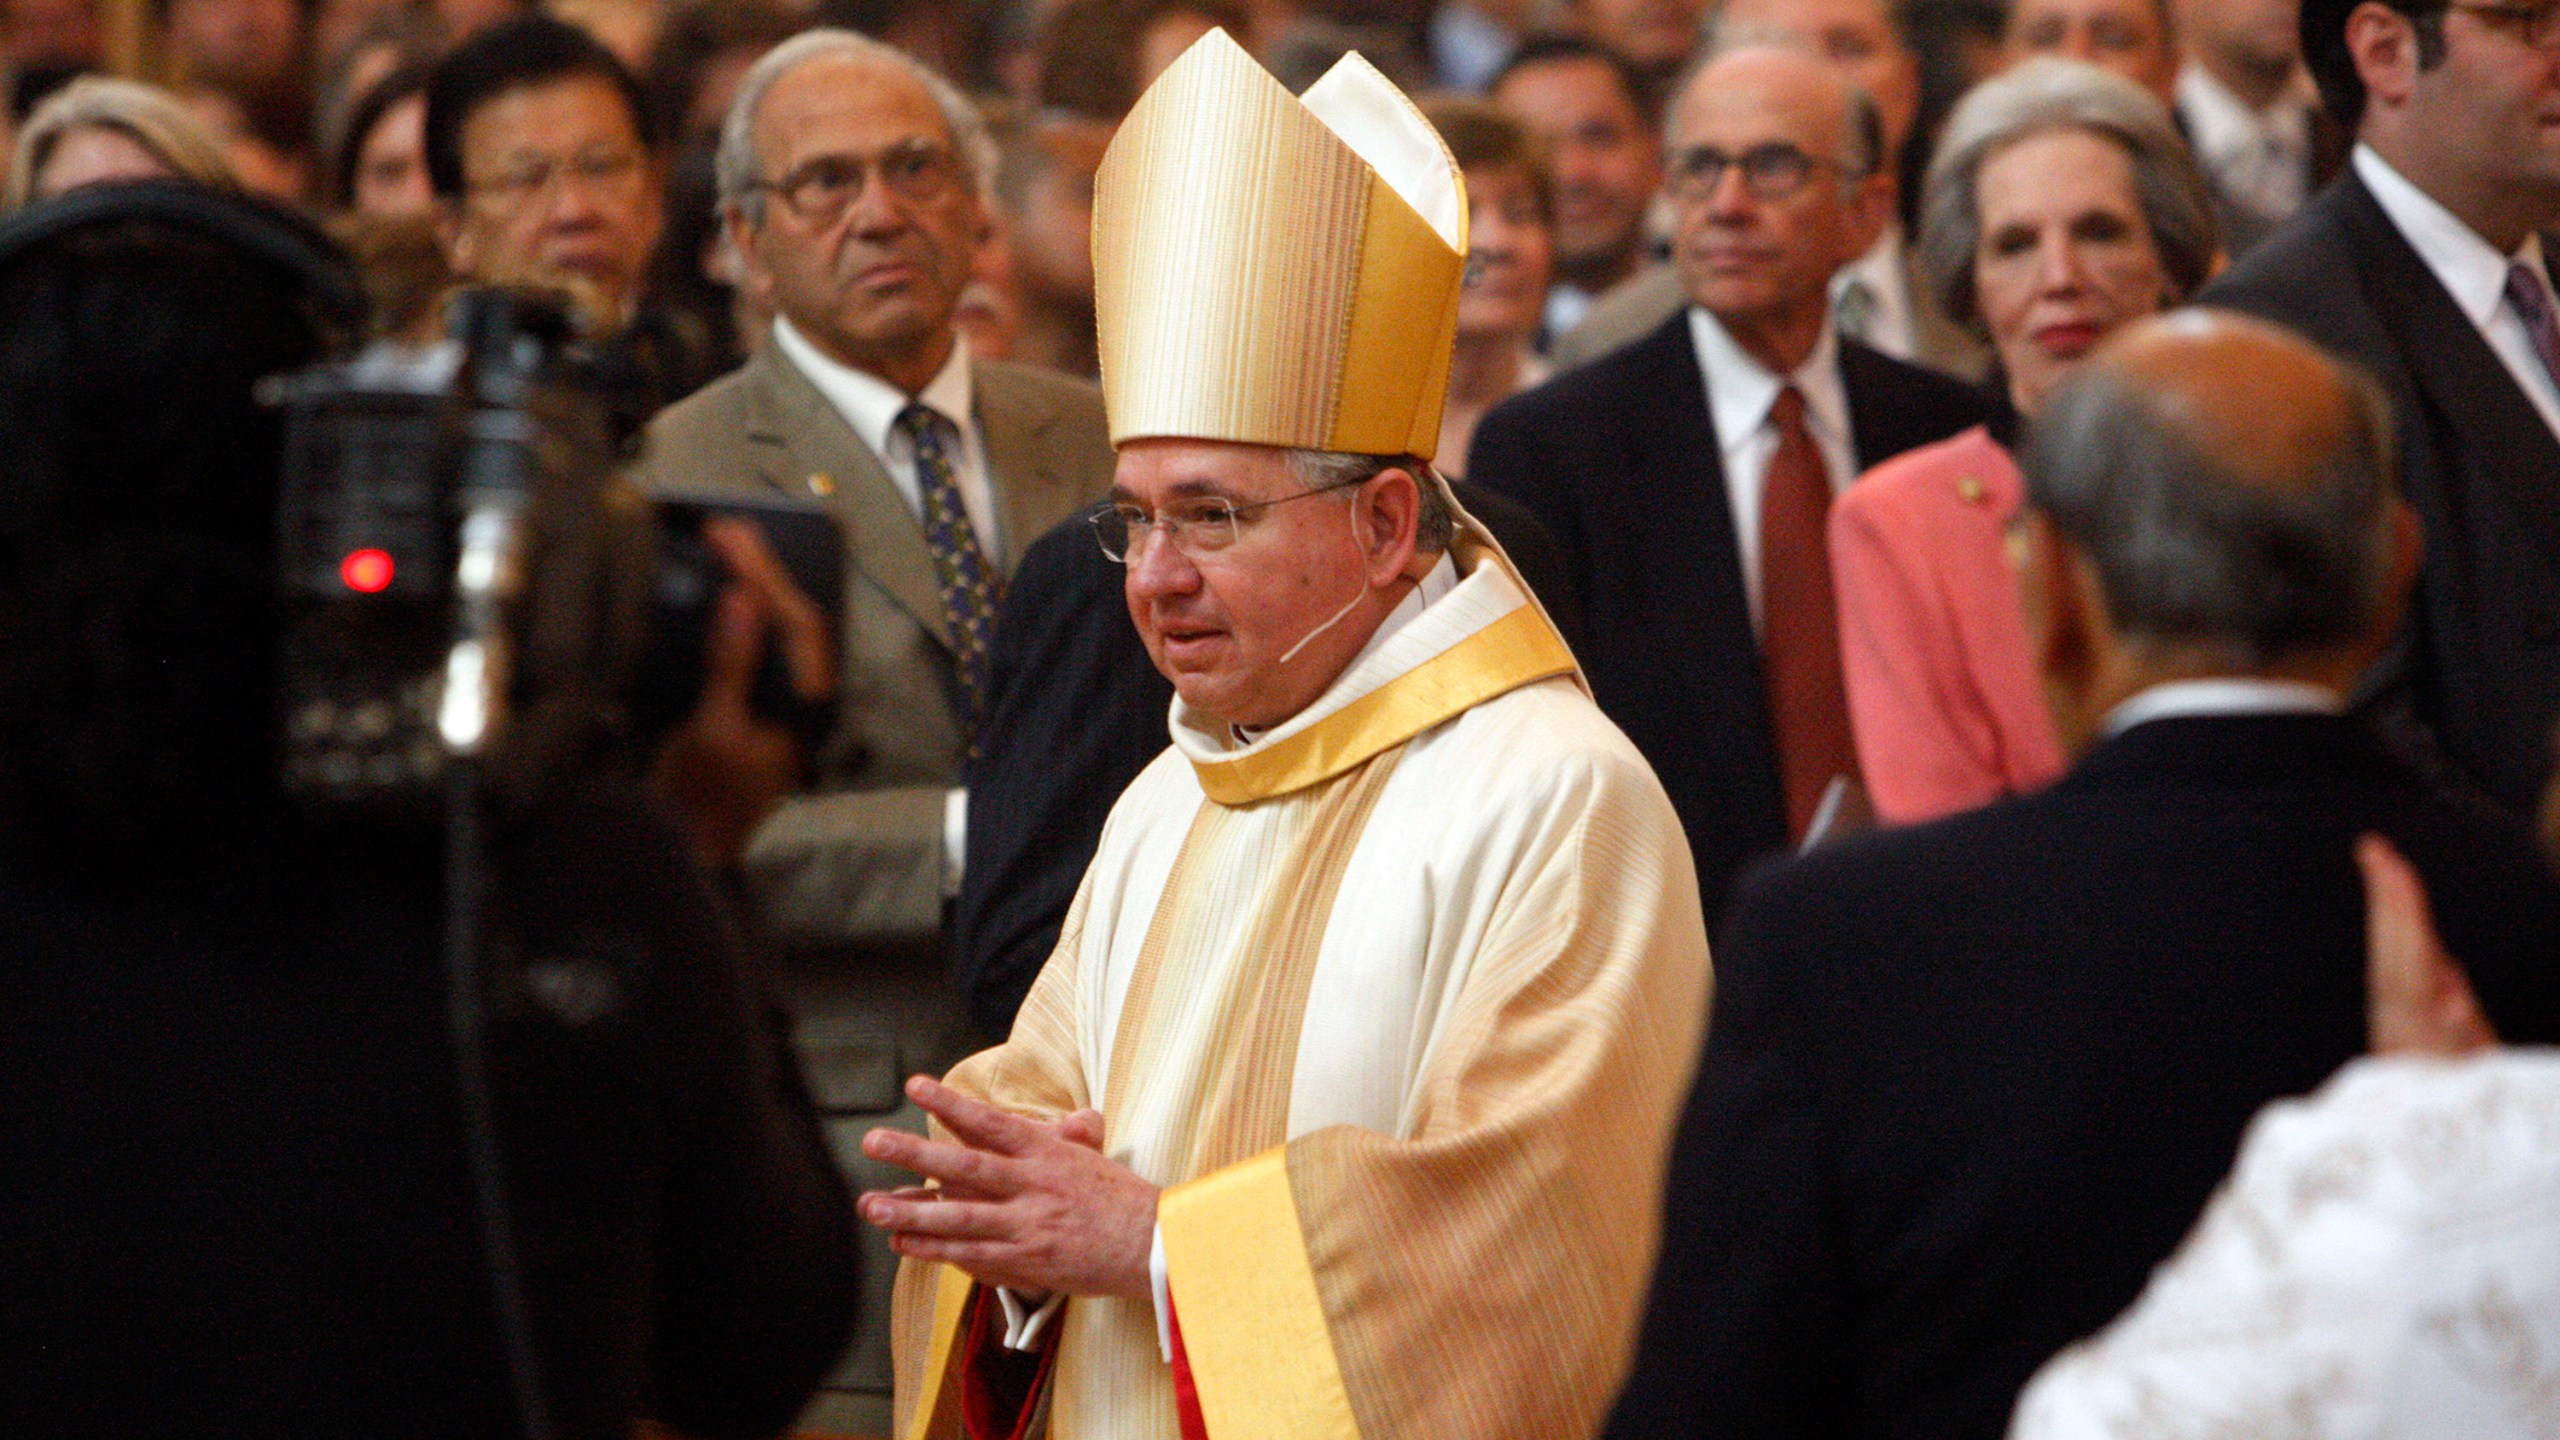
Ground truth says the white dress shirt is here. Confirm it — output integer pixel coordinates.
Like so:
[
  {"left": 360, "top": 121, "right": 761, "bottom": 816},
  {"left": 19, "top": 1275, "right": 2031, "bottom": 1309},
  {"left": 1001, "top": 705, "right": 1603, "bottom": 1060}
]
[
  {"left": 770, "top": 314, "right": 1004, "bottom": 557},
  {"left": 1687, "top": 304, "right": 1858, "bottom": 635},
  {"left": 771, "top": 315, "right": 996, "bottom": 891},
  {"left": 2353, "top": 144, "right": 2560, "bottom": 441},
  {"left": 2101, "top": 676, "right": 2342, "bottom": 738},
  {"left": 2176, "top": 64, "right": 2314, "bottom": 226},
  {"left": 1830, "top": 221, "right": 1917, "bottom": 361}
]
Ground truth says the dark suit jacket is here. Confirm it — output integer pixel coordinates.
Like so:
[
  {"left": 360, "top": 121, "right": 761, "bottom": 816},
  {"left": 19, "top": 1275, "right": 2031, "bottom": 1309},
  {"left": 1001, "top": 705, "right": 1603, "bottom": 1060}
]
[
  {"left": 1605, "top": 713, "right": 2560, "bottom": 1440},
  {"left": 2205, "top": 172, "right": 2560, "bottom": 817},
  {"left": 0, "top": 786, "right": 858, "bottom": 1440},
  {"left": 951, "top": 481, "right": 1583, "bottom": 1036},
  {"left": 1468, "top": 311, "right": 1996, "bottom": 921}
]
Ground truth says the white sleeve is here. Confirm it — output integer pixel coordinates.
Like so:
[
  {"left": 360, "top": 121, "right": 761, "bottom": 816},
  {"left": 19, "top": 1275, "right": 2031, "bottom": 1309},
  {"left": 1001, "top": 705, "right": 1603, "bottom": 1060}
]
[
  {"left": 1151, "top": 1221, "right": 1173, "bottom": 1361},
  {"left": 942, "top": 787, "right": 969, "bottom": 898}
]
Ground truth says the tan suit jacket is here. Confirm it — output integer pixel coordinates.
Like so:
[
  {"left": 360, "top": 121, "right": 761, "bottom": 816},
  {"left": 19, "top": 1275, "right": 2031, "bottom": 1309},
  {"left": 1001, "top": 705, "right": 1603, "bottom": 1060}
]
[
  {"left": 1547, "top": 257, "right": 1991, "bottom": 382},
  {"left": 637, "top": 343, "right": 1114, "bottom": 954},
  {"left": 633, "top": 340, "right": 1113, "bottom": 1429}
]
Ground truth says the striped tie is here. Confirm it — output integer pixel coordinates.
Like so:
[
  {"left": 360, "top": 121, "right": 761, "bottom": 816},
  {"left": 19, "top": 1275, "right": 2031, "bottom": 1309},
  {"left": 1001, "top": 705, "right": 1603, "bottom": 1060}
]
[
  {"left": 2504, "top": 259, "right": 2560, "bottom": 396},
  {"left": 898, "top": 404, "right": 1002, "bottom": 744}
]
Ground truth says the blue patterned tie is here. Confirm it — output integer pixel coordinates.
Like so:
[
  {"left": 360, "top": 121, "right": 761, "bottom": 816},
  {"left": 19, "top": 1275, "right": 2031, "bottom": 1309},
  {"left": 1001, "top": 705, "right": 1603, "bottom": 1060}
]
[{"left": 897, "top": 403, "right": 1002, "bottom": 744}]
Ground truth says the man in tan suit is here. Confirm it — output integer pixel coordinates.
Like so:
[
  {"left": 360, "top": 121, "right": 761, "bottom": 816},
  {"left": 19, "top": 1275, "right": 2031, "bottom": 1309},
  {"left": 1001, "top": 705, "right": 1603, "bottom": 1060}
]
[{"left": 630, "top": 26, "right": 1112, "bottom": 1435}]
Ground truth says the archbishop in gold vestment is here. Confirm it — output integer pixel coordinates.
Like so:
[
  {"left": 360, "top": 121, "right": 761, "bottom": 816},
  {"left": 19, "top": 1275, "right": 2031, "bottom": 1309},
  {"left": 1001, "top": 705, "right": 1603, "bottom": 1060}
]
[{"left": 890, "top": 526, "right": 1713, "bottom": 1440}]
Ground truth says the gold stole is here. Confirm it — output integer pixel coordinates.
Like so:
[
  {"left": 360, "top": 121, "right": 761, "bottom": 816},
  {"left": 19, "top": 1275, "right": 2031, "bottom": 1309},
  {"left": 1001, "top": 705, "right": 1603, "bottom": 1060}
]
[{"left": 894, "top": 539, "right": 1612, "bottom": 1440}]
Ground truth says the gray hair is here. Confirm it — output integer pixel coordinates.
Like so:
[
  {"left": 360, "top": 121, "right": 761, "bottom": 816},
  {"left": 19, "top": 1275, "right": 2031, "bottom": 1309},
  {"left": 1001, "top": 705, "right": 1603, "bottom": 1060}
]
[
  {"left": 2020, "top": 335, "right": 2400, "bottom": 667},
  {"left": 1666, "top": 31, "right": 1886, "bottom": 180},
  {"left": 1288, "top": 449, "right": 1455, "bottom": 555},
  {"left": 6, "top": 76, "right": 241, "bottom": 209},
  {"left": 1916, "top": 57, "right": 2216, "bottom": 337},
  {"left": 713, "top": 27, "right": 998, "bottom": 224}
]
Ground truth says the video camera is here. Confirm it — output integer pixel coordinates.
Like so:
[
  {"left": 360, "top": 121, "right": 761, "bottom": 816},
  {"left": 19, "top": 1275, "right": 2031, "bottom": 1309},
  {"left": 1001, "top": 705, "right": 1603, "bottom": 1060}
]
[{"left": 267, "top": 286, "right": 839, "bottom": 817}]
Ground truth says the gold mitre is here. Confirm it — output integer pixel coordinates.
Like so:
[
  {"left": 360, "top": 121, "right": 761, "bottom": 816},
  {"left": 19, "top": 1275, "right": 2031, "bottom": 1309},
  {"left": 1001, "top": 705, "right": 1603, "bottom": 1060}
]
[{"left": 1092, "top": 29, "right": 1468, "bottom": 460}]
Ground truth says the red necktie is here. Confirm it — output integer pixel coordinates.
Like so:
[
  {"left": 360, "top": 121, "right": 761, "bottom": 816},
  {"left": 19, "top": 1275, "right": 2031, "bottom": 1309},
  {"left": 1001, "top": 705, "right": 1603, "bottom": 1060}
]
[{"left": 1758, "top": 385, "right": 1857, "bottom": 840}]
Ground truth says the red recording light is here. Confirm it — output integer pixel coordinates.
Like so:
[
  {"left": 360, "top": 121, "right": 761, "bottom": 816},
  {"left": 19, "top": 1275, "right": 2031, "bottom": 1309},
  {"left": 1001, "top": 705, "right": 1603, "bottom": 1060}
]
[{"left": 340, "top": 548, "right": 396, "bottom": 594}]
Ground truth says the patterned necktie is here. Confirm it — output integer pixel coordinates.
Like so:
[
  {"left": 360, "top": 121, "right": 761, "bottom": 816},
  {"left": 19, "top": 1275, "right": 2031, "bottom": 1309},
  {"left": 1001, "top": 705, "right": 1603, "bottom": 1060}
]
[
  {"left": 2504, "top": 259, "right": 2560, "bottom": 395},
  {"left": 897, "top": 403, "right": 1003, "bottom": 744},
  {"left": 1758, "top": 385, "right": 1857, "bottom": 841}
]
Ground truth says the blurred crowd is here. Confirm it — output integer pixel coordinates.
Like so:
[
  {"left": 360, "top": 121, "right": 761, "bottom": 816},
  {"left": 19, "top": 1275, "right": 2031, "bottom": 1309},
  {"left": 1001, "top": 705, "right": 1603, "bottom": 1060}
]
[
  {"left": 0, "top": 0, "right": 2335, "bottom": 411},
  {"left": 6, "top": 0, "right": 2560, "bottom": 1435}
]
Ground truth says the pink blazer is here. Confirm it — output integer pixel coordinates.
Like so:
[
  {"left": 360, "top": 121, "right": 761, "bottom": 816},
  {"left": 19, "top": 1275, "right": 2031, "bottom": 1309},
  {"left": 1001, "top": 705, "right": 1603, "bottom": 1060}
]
[{"left": 1830, "top": 425, "right": 2066, "bottom": 824}]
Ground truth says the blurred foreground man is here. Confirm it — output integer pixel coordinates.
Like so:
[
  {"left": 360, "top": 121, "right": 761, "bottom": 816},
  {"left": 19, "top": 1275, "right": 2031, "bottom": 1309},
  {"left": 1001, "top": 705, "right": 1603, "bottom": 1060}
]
[
  {"left": 859, "top": 30, "right": 1711, "bottom": 1440},
  {"left": 0, "top": 185, "right": 856, "bottom": 1440},
  {"left": 1607, "top": 312, "right": 2560, "bottom": 1440}
]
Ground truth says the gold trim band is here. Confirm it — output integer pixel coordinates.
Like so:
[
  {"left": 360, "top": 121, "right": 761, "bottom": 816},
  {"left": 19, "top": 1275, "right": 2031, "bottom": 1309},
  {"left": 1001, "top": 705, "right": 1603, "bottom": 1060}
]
[
  {"left": 1191, "top": 603, "right": 1576, "bottom": 805},
  {"left": 902, "top": 1261, "right": 978, "bottom": 1440},
  {"left": 1161, "top": 1147, "right": 1362, "bottom": 1440}
]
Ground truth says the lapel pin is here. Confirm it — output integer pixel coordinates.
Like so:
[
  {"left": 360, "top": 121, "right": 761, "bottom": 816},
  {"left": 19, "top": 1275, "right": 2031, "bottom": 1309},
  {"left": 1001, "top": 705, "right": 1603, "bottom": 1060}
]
[
  {"left": 807, "top": 472, "right": 836, "bottom": 498},
  {"left": 1956, "top": 475, "right": 1987, "bottom": 505}
]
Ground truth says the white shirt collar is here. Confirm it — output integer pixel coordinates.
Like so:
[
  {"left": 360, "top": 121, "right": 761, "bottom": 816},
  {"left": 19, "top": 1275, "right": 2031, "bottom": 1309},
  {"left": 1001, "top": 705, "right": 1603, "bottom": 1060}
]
[
  {"left": 2176, "top": 63, "right": 2312, "bottom": 168},
  {"left": 1686, "top": 303, "right": 1851, "bottom": 461},
  {"left": 1830, "top": 222, "right": 1914, "bottom": 355},
  {"left": 771, "top": 314, "right": 975, "bottom": 456},
  {"left": 2102, "top": 677, "right": 2343, "bottom": 738},
  {"left": 2351, "top": 144, "right": 2548, "bottom": 333}
]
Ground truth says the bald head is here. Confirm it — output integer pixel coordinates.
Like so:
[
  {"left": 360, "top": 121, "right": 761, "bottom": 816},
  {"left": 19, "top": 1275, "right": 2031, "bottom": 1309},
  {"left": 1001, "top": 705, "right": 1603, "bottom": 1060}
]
[
  {"left": 2021, "top": 310, "right": 2401, "bottom": 667},
  {"left": 1671, "top": 43, "right": 1882, "bottom": 179}
]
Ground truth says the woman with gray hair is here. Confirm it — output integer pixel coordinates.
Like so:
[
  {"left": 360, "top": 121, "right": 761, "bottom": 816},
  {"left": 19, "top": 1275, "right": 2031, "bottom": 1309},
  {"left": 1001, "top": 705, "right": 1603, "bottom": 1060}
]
[
  {"left": 6, "top": 76, "right": 240, "bottom": 208},
  {"left": 1828, "top": 57, "right": 2216, "bottom": 823}
]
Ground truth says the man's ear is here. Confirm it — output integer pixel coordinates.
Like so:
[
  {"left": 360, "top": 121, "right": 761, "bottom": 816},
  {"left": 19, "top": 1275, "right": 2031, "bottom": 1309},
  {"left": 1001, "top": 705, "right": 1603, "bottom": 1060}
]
[
  {"left": 2018, "top": 510, "right": 2107, "bottom": 756},
  {"left": 1847, "top": 167, "right": 1894, "bottom": 258},
  {"left": 437, "top": 199, "right": 472, "bottom": 273},
  {"left": 2347, "top": 0, "right": 2421, "bottom": 111},
  {"left": 721, "top": 205, "right": 775, "bottom": 309},
  {"left": 1360, "top": 468, "right": 1425, "bottom": 585}
]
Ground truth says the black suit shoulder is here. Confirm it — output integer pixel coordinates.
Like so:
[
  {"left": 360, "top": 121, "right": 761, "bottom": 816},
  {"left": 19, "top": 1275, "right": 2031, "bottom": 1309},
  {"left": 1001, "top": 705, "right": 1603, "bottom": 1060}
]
[
  {"left": 1470, "top": 316, "right": 1697, "bottom": 530},
  {"left": 2201, "top": 179, "right": 2398, "bottom": 374},
  {"left": 1836, "top": 338, "right": 2000, "bottom": 469},
  {"left": 954, "top": 512, "right": 1166, "bottom": 1037}
]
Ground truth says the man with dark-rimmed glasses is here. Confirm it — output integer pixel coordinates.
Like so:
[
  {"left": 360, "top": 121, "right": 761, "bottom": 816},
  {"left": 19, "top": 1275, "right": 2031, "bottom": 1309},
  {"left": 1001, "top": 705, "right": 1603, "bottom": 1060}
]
[
  {"left": 629, "top": 26, "right": 1113, "bottom": 1436},
  {"left": 1470, "top": 41, "right": 1993, "bottom": 922}
]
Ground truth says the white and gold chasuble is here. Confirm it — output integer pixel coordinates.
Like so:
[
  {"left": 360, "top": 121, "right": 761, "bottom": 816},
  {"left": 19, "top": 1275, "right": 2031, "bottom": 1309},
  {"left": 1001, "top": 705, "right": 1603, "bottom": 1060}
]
[{"left": 892, "top": 530, "right": 1713, "bottom": 1440}]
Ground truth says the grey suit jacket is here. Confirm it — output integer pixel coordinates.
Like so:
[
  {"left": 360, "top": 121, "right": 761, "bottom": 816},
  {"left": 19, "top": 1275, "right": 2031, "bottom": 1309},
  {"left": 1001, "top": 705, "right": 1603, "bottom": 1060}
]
[
  {"left": 632, "top": 343, "right": 1116, "bottom": 956},
  {"left": 1547, "top": 255, "right": 1991, "bottom": 381}
]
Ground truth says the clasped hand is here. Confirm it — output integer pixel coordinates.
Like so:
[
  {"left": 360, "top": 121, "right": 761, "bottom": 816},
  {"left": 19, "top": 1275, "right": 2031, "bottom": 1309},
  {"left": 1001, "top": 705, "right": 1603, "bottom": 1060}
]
[{"left": 860, "top": 1076, "right": 1159, "bottom": 1302}]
